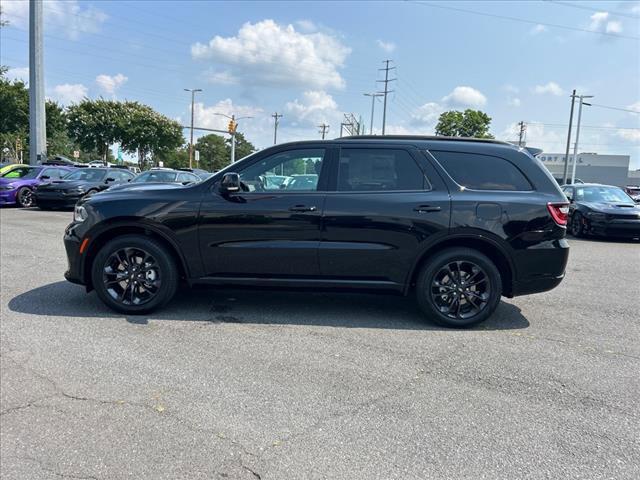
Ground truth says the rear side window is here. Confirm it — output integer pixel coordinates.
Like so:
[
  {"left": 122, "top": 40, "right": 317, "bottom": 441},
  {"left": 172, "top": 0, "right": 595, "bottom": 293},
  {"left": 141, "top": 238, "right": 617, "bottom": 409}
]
[
  {"left": 338, "top": 148, "right": 427, "bottom": 191},
  {"left": 431, "top": 151, "right": 533, "bottom": 191}
]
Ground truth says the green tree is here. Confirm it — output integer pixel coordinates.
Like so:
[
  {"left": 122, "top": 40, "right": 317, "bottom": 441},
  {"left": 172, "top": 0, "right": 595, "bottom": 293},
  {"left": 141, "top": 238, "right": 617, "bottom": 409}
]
[
  {"left": 195, "top": 133, "right": 228, "bottom": 171},
  {"left": 227, "top": 132, "right": 256, "bottom": 161},
  {"left": 67, "top": 99, "right": 121, "bottom": 160},
  {"left": 435, "top": 109, "right": 494, "bottom": 139},
  {"left": 156, "top": 146, "right": 189, "bottom": 169}
]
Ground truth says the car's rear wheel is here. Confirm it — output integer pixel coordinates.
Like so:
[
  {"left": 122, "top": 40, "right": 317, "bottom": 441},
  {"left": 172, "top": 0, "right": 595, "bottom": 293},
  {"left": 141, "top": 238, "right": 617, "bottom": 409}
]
[
  {"left": 416, "top": 248, "right": 502, "bottom": 328},
  {"left": 91, "top": 235, "right": 178, "bottom": 314},
  {"left": 569, "top": 213, "right": 585, "bottom": 237},
  {"left": 16, "top": 187, "right": 34, "bottom": 208}
]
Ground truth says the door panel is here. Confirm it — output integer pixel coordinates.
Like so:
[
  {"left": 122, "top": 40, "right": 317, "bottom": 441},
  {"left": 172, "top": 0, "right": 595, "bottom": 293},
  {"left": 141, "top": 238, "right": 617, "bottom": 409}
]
[
  {"left": 198, "top": 147, "right": 330, "bottom": 277},
  {"left": 319, "top": 146, "right": 451, "bottom": 285}
]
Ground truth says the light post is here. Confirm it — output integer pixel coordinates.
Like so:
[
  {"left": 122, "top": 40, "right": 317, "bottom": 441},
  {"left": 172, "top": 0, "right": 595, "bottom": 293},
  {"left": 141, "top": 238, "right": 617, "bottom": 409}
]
[
  {"left": 364, "top": 92, "right": 383, "bottom": 135},
  {"left": 570, "top": 95, "right": 593, "bottom": 184},
  {"left": 214, "top": 113, "right": 253, "bottom": 163},
  {"left": 184, "top": 88, "right": 202, "bottom": 168}
]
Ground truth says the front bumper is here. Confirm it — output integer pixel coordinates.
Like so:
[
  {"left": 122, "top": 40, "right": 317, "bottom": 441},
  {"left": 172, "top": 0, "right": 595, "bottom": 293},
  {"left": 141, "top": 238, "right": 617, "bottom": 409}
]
[
  {"left": 0, "top": 190, "right": 18, "bottom": 205},
  {"left": 589, "top": 218, "right": 640, "bottom": 239},
  {"left": 63, "top": 222, "right": 87, "bottom": 286},
  {"left": 35, "top": 190, "right": 83, "bottom": 209}
]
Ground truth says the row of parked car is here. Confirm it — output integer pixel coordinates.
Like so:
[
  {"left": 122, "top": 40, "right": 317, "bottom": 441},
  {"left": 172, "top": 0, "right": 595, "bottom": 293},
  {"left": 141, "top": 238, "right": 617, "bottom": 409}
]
[{"left": 0, "top": 162, "right": 212, "bottom": 209}]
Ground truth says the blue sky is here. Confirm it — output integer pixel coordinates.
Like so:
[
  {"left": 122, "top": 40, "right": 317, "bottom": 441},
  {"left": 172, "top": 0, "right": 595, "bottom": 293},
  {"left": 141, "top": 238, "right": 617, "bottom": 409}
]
[{"left": 2, "top": 0, "right": 639, "bottom": 167}]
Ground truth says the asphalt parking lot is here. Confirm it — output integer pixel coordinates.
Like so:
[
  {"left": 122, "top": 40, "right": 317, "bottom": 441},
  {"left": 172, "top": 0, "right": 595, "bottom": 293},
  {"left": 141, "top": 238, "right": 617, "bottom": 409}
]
[{"left": 1, "top": 207, "right": 638, "bottom": 479}]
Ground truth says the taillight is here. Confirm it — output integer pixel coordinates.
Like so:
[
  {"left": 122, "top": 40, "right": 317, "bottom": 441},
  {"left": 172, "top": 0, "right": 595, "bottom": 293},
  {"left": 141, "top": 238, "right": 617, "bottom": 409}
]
[{"left": 547, "top": 202, "right": 569, "bottom": 227}]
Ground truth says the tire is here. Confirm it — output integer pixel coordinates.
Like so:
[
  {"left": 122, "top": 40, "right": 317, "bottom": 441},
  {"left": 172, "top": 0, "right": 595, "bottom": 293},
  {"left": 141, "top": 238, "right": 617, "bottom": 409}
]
[
  {"left": 16, "top": 187, "right": 35, "bottom": 208},
  {"left": 91, "top": 234, "right": 179, "bottom": 314},
  {"left": 415, "top": 248, "right": 502, "bottom": 328},
  {"left": 569, "top": 213, "right": 584, "bottom": 237}
]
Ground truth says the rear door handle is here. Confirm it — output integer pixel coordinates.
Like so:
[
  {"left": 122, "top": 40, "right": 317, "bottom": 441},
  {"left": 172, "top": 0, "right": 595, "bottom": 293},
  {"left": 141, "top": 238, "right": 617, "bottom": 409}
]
[
  {"left": 413, "top": 205, "right": 441, "bottom": 213},
  {"left": 289, "top": 205, "right": 317, "bottom": 212}
]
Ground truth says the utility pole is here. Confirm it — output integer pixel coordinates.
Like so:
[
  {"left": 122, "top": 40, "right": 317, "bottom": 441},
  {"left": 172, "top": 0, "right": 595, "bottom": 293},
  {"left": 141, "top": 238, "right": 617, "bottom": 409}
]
[
  {"left": 184, "top": 88, "right": 202, "bottom": 168},
  {"left": 517, "top": 121, "right": 526, "bottom": 146},
  {"left": 364, "top": 92, "right": 383, "bottom": 134},
  {"left": 29, "top": 0, "right": 46, "bottom": 165},
  {"left": 377, "top": 60, "right": 396, "bottom": 135},
  {"left": 571, "top": 95, "right": 593, "bottom": 184},
  {"left": 318, "top": 123, "right": 329, "bottom": 139},
  {"left": 271, "top": 112, "right": 283, "bottom": 145},
  {"left": 562, "top": 89, "right": 577, "bottom": 184}
]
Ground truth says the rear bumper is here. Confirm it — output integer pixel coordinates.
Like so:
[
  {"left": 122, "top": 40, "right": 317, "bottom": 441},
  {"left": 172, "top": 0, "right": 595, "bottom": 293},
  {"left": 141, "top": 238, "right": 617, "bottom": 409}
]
[{"left": 511, "top": 238, "right": 569, "bottom": 297}]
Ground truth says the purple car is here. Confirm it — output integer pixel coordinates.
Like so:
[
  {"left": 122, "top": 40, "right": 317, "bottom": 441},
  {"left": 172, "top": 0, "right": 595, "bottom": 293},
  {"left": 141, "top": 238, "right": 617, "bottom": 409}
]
[{"left": 0, "top": 165, "right": 75, "bottom": 207}]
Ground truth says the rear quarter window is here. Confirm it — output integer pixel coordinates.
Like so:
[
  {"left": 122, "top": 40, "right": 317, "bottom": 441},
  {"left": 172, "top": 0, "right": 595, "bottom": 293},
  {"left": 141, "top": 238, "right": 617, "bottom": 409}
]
[{"left": 430, "top": 151, "right": 533, "bottom": 191}]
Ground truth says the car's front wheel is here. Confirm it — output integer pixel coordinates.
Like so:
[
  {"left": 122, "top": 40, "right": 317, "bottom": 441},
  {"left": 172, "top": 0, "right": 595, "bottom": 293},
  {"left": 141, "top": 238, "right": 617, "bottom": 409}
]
[
  {"left": 91, "top": 235, "right": 178, "bottom": 314},
  {"left": 16, "top": 187, "right": 35, "bottom": 208},
  {"left": 569, "top": 213, "right": 585, "bottom": 237},
  {"left": 416, "top": 248, "right": 502, "bottom": 328}
]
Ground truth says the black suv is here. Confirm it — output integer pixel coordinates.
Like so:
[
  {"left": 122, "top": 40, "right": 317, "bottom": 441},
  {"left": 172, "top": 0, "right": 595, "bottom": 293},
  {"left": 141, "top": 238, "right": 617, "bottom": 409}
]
[{"left": 64, "top": 136, "right": 570, "bottom": 327}]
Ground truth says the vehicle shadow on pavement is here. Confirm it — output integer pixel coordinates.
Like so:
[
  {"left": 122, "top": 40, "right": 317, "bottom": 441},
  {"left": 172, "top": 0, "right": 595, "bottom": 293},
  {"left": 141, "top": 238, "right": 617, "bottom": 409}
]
[{"left": 8, "top": 282, "right": 530, "bottom": 331}]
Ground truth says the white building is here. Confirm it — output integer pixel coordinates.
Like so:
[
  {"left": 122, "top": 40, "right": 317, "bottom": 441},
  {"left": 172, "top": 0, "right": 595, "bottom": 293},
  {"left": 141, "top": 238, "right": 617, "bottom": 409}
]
[{"left": 536, "top": 152, "right": 630, "bottom": 186}]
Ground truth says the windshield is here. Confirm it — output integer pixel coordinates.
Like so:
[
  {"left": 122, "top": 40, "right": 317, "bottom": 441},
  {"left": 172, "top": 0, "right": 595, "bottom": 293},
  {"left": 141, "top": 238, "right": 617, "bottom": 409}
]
[
  {"left": 2, "top": 166, "right": 40, "bottom": 179},
  {"left": 575, "top": 186, "right": 633, "bottom": 204},
  {"left": 63, "top": 168, "right": 107, "bottom": 182},
  {"left": 133, "top": 171, "right": 178, "bottom": 183}
]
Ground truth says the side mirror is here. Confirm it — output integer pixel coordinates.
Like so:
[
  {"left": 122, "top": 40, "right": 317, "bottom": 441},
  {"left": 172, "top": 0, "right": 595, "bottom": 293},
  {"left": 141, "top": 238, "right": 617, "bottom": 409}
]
[
  {"left": 220, "top": 172, "right": 241, "bottom": 194},
  {"left": 105, "top": 177, "right": 116, "bottom": 183},
  {"left": 41, "top": 175, "right": 50, "bottom": 180}
]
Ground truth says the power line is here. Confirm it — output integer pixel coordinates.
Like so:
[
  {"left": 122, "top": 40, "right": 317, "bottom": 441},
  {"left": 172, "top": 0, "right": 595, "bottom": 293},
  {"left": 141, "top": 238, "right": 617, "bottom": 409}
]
[
  {"left": 408, "top": 1, "right": 640, "bottom": 40},
  {"left": 525, "top": 122, "right": 640, "bottom": 130},
  {"left": 589, "top": 104, "right": 640, "bottom": 114},
  {"left": 544, "top": 0, "right": 640, "bottom": 20}
]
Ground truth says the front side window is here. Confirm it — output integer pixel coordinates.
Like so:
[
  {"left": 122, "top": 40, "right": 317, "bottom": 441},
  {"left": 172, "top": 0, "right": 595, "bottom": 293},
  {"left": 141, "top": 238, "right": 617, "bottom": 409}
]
[
  {"left": 3, "top": 166, "right": 35, "bottom": 179},
  {"left": 431, "top": 151, "right": 533, "bottom": 191},
  {"left": 41, "top": 168, "right": 61, "bottom": 179},
  {"left": 562, "top": 187, "right": 574, "bottom": 201},
  {"left": 337, "top": 148, "right": 426, "bottom": 192},
  {"left": 239, "top": 149, "right": 325, "bottom": 192},
  {"left": 177, "top": 172, "right": 198, "bottom": 183},
  {"left": 64, "top": 169, "right": 107, "bottom": 182}
]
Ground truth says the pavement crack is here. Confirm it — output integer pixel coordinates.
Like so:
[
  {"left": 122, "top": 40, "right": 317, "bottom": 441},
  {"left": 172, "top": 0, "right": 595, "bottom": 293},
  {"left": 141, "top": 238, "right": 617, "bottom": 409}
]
[
  {"left": 241, "top": 464, "right": 262, "bottom": 480},
  {"left": 17, "top": 455, "right": 100, "bottom": 480}
]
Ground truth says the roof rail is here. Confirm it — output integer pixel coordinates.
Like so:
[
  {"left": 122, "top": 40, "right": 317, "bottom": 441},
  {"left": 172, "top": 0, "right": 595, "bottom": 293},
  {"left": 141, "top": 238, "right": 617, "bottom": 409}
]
[{"left": 337, "top": 135, "right": 510, "bottom": 145}]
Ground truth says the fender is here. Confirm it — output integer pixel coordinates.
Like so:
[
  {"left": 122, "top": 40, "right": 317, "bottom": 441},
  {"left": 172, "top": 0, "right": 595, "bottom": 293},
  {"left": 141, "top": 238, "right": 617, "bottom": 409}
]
[
  {"left": 81, "top": 217, "right": 196, "bottom": 286},
  {"left": 403, "top": 227, "right": 517, "bottom": 295}
]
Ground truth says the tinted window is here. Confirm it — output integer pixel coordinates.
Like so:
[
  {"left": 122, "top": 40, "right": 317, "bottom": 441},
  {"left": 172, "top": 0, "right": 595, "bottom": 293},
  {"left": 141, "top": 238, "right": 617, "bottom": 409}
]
[
  {"left": 239, "top": 149, "right": 325, "bottom": 192},
  {"left": 177, "top": 172, "right": 198, "bottom": 183},
  {"left": 133, "top": 171, "right": 177, "bottom": 183},
  {"left": 110, "top": 170, "right": 134, "bottom": 182},
  {"left": 337, "top": 149, "right": 426, "bottom": 191},
  {"left": 64, "top": 169, "right": 106, "bottom": 182},
  {"left": 41, "top": 168, "right": 61, "bottom": 179},
  {"left": 432, "top": 151, "right": 533, "bottom": 191},
  {"left": 562, "top": 187, "right": 574, "bottom": 201}
]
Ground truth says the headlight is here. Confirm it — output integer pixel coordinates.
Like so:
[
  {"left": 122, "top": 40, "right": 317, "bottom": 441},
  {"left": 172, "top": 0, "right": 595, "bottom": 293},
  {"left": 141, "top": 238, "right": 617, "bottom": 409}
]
[
  {"left": 74, "top": 205, "right": 88, "bottom": 222},
  {"left": 0, "top": 184, "right": 16, "bottom": 191}
]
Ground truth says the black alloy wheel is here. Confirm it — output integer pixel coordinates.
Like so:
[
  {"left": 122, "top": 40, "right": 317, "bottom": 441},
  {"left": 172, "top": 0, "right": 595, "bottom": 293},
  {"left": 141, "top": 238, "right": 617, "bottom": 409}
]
[
  {"left": 416, "top": 247, "right": 502, "bottom": 328},
  {"left": 430, "top": 260, "right": 490, "bottom": 320},
  {"left": 570, "top": 213, "right": 584, "bottom": 237},
  {"left": 91, "top": 235, "right": 178, "bottom": 314},
  {"left": 17, "top": 187, "right": 35, "bottom": 208}
]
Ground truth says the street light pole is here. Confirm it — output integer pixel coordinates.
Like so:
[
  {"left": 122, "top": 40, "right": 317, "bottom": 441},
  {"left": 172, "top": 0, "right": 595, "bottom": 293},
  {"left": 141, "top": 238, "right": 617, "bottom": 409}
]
[
  {"left": 570, "top": 95, "right": 593, "bottom": 184},
  {"left": 213, "top": 112, "right": 253, "bottom": 163},
  {"left": 184, "top": 88, "right": 202, "bottom": 168}
]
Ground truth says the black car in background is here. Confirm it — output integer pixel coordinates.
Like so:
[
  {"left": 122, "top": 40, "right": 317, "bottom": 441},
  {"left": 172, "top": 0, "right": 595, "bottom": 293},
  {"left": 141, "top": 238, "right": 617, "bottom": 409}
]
[
  {"left": 562, "top": 183, "right": 640, "bottom": 239},
  {"left": 107, "top": 168, "right": 200, "bottom": 192},
  {"left": 63, "top": 136, "right": 571, "bottom": 327},
  {"left": 35, "top": 167, "right": 135, "bottom": 209}
]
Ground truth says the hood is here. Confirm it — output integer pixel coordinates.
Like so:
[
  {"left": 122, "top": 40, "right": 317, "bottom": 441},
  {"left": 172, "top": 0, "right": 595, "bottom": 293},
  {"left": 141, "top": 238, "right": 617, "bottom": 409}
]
[
  {"left": 583, "top": 201, "right": 640, "bottom": 214},
  {"left": 0, "top": 177, "right": 37, "bottom": 187},
  {"left": 105, "top": 182, "right": 186, "bottom": 193},
  {"left": 38, "top": 180, "right": 97, "bottom": 190}
]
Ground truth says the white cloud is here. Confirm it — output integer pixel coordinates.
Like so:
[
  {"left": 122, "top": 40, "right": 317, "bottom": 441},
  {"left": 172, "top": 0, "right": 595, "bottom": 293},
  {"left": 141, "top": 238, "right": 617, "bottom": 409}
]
[
  {"left": 95, "top": 73, "right": 128, "bottom": 95},
  {"left": 202, "top": 69, "right": 238, "bottom": 86},
  {"left": 411, "top": 102, "right": 444, "bottom": 125},
  {"left": 616, "top": 130, "right": 640, "bottom": 142},
  {"left": 589, "top": 11, "right": 623, "bottom": 35},
  {"left": 530, "top": 24, "right": 547, "bottom": 35},
  {"left": 285, "top": 90, "right": 341, "bottom": 125},
  {"left": 2, "top": 0, "right": 107, "bottom": 40},
  {"left": 508, "top": 97, "right": 522, "bottom": 107},
  {"left": 442, "top": 86, "right": 487, "bottom": 107},
  {"left": 376, "top": 39, "right": 396, "bottom": 53},
  {"left": 5, "top": 67, "right": 29, "bottom": 82},
  {"left": 503, "top": 84, "right": 520, "bottom": 94},
  {"left": 191, "top": 20, "right": 351, "bottom": 90},
  {"left": 627, "top": 101, "right": 640, "bottom": 114},
  {"left": 49, "top": 84, "right": 88, "bottom": 105},
  {"left": 533, "top": 81, "right": 564, "bottom": 96},
  {"left": 192, "top": 99, "right": 263, "bottom": 132},
  {"left": 295, "top": 20, "right": 317, "bottom": 32}
]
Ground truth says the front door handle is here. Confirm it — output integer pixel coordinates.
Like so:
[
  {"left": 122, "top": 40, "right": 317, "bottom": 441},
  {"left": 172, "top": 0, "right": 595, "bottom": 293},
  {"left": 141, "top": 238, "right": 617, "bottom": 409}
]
[
  {"left": 289, "top": 205, "right": 317, "bottom": 213},
  {"left": 413, "top": 205, "right": 441, "bottom": 213}
]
